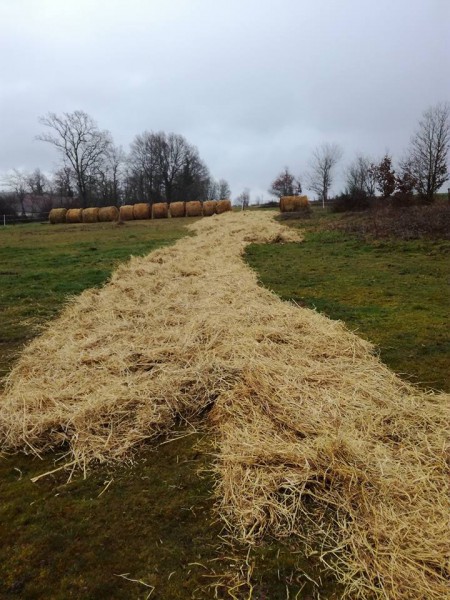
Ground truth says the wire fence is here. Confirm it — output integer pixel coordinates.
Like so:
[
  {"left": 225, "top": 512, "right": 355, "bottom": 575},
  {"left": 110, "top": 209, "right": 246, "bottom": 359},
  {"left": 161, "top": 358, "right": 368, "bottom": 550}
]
[{"left": 1, "top": 212, "right": 51, "bottom": 226}]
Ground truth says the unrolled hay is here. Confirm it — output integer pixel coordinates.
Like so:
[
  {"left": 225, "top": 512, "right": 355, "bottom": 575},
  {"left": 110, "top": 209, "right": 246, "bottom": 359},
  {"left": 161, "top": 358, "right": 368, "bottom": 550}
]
[
  {"left": 185, "top": 201, "right": 203, "bottom": 217},
  {"left": 203, "top": 200, "right": 217, "bottom": 216},
  {"left": 82, "top": 207, "right": 99, "bottom": 223},
  {"left": 132, "top": 203, "right": 151, "bottom": 220},
  {"left": 98, "top": 206, "right": 119, "bottom": 222},
  {"left": 152, "top": 202, "right": 168, "bottom": 218},
  {"left": 49, "top": 208, "right": 67, "bottom": 224},
  {"left": 119, "top": 205, "right": 134, "bottom": 221},
  {"left": 280, "top": 195, "right": 309, "bottom": 212},
  {"left": 216, "top": 199, "right": 232, "bottom": 214},
  {"left": 65, "top": 208, "right": 83, "bottom": 223},
  {"left": 0, "top": 211, "right": 448, "bottom": 600},
  {"left": 169, "top": 201, "right": 186, "bottom": 218}
]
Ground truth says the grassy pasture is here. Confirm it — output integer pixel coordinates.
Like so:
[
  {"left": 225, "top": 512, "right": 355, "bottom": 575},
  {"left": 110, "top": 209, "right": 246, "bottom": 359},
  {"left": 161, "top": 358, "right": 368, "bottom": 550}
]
[
  {"left": 246, "top": 212, "right": 449, "bottom": 392},
  {"left": 0, "top": 219, "right": 193, "bottom": 379},
  {"left": 0, "top": 211, "right": 448, "bottom": 598},
  {"left": 0, "top": 218, "right": 334, "bottom": 599}
]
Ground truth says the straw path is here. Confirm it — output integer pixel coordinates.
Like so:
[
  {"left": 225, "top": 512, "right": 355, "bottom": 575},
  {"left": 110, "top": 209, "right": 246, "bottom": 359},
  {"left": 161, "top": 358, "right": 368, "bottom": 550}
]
[{"left": 0, "top": 211, "right": 448, "bottom": 599}]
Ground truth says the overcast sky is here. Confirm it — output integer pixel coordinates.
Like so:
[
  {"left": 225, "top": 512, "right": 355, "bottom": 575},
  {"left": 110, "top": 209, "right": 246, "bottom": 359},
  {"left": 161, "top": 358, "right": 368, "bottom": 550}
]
[{"left": 0, "top": 0, "right": 449, "bottom": 200}]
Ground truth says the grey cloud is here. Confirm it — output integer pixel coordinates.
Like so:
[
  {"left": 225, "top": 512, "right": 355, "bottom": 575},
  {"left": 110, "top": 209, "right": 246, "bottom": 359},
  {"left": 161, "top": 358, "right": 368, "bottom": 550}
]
[{"left": 0, "top": 0, "right": 449, "bottom": 198}]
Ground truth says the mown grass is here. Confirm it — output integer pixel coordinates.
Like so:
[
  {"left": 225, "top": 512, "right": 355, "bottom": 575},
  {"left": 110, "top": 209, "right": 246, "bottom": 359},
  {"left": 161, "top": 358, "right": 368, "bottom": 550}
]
[{"left": 0, "top": 218, "right": 336, "bottom": 599}]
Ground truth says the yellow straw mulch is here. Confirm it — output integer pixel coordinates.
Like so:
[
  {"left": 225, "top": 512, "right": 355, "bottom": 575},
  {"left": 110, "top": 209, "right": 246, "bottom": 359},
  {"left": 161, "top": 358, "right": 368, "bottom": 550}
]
[{"left": 0, "top": 211, "right": 448, "bottom": 599}]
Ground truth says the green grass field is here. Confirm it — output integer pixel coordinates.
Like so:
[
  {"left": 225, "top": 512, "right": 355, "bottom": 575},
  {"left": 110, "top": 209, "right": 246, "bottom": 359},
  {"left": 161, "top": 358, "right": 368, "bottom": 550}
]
[
  {"left": 0, "top": 219, "right": 193, "bottom": 379},
  {"left": 0, "top": 212, "right": 448, "bottom": 598},
  {"left": 0, "top": 218, "right": 336, "bottom": 599},
  {"left": 246, "top": 223, "right": 449, "bottom": 392}
]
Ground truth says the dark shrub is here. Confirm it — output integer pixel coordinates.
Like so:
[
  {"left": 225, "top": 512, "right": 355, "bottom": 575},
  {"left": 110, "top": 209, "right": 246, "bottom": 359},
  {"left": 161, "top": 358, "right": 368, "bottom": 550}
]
[{"left": 331, "top": 190, "right": 371, "bottom": 212}]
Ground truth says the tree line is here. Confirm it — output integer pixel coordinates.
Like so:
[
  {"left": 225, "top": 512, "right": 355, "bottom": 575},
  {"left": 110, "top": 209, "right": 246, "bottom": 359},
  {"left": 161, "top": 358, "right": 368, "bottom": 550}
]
[
  {"left": 0, "top": 111, "right": 231, "bottom": 215},
  {"left": 269, "top": 103, "right": 450, "bottom": 208}
]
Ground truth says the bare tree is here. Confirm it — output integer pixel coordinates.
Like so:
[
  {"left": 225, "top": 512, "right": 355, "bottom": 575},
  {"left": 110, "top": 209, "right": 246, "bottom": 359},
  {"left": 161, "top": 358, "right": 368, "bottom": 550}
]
[
  {"left": 0, "top": 192, "right": 18, "bottom": 216},
  {"left": 218, "top": 178, "right": 231, "bottom": 200},
  {"left": 236, "top": 188, "right": 250, "bottom": 211},
  {"left": 307, "top": 143, "right": 343, "bottom": 207},
  {"left": 206, "top": 178, "right": 231, "bottom": 200},
  {"left": 128, "top": 130, "right": 210, "bottom": 203},
  {"left": 269, "top": 167, "right": 302, "bottom": 198},
  {"left": 37, "top": 111, "right": 112, "bottom": 207},
  {"left": 27, "top": 168, "right": 49, "bottom": 196},
  {"left": 51, "top": 165, "right": 75, "bottom": 203},
  {"left": 159, "top": 132, "right": 191, "bottom": 202},
  {"left": 97, "top": 144, "right": 125, "bottom": 204},
  {"left": 345, "top": 154, "right": 376, "bottom": 196},
  {"left": 206, "top": 177, "right": 219, "bottom": 200},
  {"left": 2, "top": 169, "right": 29, "bottom": 215},
  {"left": 407, "top": 103, "right": 450, "bottom": 203}
]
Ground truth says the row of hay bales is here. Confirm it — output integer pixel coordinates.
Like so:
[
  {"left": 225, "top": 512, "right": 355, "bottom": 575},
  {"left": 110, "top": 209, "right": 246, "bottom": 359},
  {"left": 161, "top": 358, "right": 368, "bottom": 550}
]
[
  {"left": 49, "top": 200, "right": 232, "bottom": 224},
  {"left": 279, "top": 195, "right": 310, "bottom": 212}
]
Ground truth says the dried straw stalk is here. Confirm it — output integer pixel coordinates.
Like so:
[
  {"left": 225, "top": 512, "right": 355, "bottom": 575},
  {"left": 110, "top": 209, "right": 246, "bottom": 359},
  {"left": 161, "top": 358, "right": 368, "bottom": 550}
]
[{"left": 0, "top": 211, "right": 448, "bottom": 599}]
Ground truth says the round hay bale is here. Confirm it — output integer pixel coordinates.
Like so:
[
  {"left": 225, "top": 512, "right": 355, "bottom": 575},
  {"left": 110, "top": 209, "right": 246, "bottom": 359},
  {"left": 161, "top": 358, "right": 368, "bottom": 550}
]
[
  {"left": 185, "top": 201, "right": 203, "bottom": 217},
  {"left": 294, "top": 195, "right": 309, "bottom": 209},
  {"left": 169, "top": 201, "right": 186, "bottom": 218},
  {"left": 280, "top": 195, "right": 310, "bottom": 212},
  {"left": 152, "top": 202, "right": 169, "bottom": 219},
  {"left": 119, "top": 205, "right": 134, "bottom": 221},
  {"left": 49, "top": 208, "right": 67, "bottom": 224},
  {"left": 98, "top": 206, "right": 119, "bottom": 222},
  {"left": 66, "top": 208, "right": 83, "bottom": 223},
  {"left": 82, "top": 207, "right": 99, "bottom": 223},
  {"left": 203, "top": 200, "right": 217, "bottom": 216},
  {"left": 132, "top": 203, "right": 151, "bottom": 220},
  {"left": 216, "top": 199, "right": 232, "bottom": 214}
]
